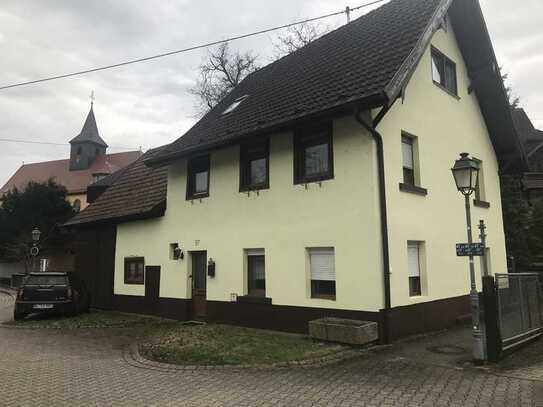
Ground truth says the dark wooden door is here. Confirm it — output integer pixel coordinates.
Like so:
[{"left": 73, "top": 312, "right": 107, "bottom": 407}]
[
  {"left": 144, "top": 266, "right": 161, "bottom": 316},
  {"left": 191, "top": 251, "right": 207, "bottom": 320},
  {"left": 95, "top": 227, "right": 115, "bottom": 309},
  {"left": 74, "top": 226, "right": 115, "bottom": 310}
]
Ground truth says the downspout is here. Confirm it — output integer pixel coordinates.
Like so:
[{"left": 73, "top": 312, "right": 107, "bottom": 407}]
[{"left": 354, "top": 105, "right": 392, "bottom": 344}]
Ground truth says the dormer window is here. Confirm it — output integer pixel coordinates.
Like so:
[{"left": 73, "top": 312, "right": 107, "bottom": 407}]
[
  {"left": 222, "top": 95, "right": 249, "bottom": 115},
  {"left": 93, "top": 173, "right": 108, "bottom": 183}
]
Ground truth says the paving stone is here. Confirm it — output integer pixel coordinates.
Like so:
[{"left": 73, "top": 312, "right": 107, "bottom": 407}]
[{"left": 0, "top": 292, "right": 540, "bottom": 406}]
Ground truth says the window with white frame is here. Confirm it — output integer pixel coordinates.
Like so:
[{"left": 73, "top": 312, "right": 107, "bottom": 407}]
[
  {"left": 246, "top": 249, "right": 266, "bottom": 297},
  {"left": 402, "top": 134, "right": 416, "bottom": 185},
  {"left": 308, "top": 247, "right": 336, "bottom": 300},
  {"left": 407, "top": 242, "right": 422, "bottom": 297}
]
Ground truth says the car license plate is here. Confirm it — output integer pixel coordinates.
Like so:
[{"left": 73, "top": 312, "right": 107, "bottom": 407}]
[{"left": 33, "top": 304, "right": 54, "bottom": 310}]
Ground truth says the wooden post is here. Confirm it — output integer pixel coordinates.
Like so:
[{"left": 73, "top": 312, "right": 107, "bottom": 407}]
[{"left": 482, "top": 275, "right": 501, "bottom": 362}]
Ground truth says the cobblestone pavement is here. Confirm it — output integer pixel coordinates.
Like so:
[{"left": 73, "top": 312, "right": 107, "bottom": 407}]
[{"left": 0, "top": 292, "right": 541, "bottom": 406}]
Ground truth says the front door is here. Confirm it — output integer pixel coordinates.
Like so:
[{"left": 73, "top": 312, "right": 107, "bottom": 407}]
[
  {"left": 191, "top": 251, "right": 207, "bottom": 320},
  {"left": 144, "top": 266, "right": 161, "bottom": 316}
]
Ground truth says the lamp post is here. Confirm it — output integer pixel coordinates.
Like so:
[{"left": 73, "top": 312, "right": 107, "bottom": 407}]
[{"left": 451, "top": 153, "right": 485, "bottom": 363}]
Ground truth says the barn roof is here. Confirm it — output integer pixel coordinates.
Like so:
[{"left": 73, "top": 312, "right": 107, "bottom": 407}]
[{"left": 64, "top": 148, "right": 168, "bottom": 226}]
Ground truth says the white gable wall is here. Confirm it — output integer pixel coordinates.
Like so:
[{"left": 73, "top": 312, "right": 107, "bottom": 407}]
[{"left": 378, "top": 19, "right": 507, "bottom": 308}]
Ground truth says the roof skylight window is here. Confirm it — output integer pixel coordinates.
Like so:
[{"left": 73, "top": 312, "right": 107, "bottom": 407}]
[{"left": 222, "top": 95, "right": 249, "bottom": 115}]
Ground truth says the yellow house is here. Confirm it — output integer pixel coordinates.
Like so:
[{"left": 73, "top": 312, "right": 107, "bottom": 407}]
[{"left": 67, "top": 0, "right": 526, "bottom": 341}]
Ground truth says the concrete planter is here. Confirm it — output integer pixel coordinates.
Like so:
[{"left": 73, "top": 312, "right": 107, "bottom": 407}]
[{"left": 309, "top": 318, "right": 378, "bottom": 345}]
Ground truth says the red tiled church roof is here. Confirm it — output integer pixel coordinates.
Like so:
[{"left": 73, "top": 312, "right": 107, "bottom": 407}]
[
  {"left": 65, "top": 148, "right": 167, "bottom": 226},
  {"left": 0, "top": 151, "right": 142, "bottom": 195}
]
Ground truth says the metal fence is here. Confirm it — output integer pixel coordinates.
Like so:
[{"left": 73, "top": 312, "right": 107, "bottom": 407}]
[{"left": 495, "top": 273, "right": 543, "bottom": 351}]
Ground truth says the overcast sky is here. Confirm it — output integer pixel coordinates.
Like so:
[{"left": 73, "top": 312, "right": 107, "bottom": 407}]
[{"left": 0, "top": 0, "right": 541, "bottom": 187}]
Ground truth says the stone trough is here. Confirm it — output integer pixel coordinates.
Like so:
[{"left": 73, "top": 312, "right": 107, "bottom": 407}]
[{"left": 309, "top": 318, "right": 378, "bottom": 346}]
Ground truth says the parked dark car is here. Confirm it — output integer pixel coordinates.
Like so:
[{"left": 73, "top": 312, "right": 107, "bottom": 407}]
[{"left": 14, "top": 272, "right": 90, "bottom": 320}]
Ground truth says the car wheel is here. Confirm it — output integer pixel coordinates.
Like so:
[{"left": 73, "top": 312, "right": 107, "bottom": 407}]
[
  {"left": 13, "top": 312, "right": 25, "bottom": 321},
  {"left": 68, "top": 303, "right": 78, "bottom": 317}
]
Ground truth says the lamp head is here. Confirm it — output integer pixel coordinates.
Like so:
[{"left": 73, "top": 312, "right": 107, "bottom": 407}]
[{"left": 451, "top": 153, "right": 480, "bottom": 196}]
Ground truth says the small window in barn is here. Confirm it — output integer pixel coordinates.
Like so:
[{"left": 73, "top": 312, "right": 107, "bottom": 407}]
[
  {"left": 240, "top": 139, "right": 269, "bottom": 191},
  {"left": 246, "top": 249, "right": 266, "bottom": 297},
  {"left": 431, "top": 47, "right": 457, "bottom": 96},
  {"left": 186, "top": 155, "right": 210, "bottom": 200},
  {"left": 294, "top": 123, "right": 334, "bottom": 184},
  {"left": 73, "top": 199, "right": 81, "bottom": 213},
  {"left": 308, "top": 247, "right": 336, "bottom": 300},
  {"left": 407, "top": 242, "right": 423, "bottom": 297},
  {"left": 124, "top": 257, "right": 145, "bottom": 285},
  {"left": 222, "top": 95, "right": 249, "bottom": 115}
]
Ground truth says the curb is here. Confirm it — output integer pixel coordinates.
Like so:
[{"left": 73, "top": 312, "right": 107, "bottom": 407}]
[
  {"left": 124, "top": 342, "right": 391, "bottom": 372},
  {"left": 0, "top": 323, "right": 146, "bottom": 330},
  {"left": 0, "top": 318, "right": 160, "bottom": 330}
]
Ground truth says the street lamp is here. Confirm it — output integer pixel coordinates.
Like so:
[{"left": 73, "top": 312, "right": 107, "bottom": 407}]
[
  {"left": 30, "top": 227, "right": 41, "bottom": 272},
  {"left": 31, "top": 227, "right": 41, "bottom": 243},
  {"left": 451, "top": 153, "right": 484, "bottom": 363}
]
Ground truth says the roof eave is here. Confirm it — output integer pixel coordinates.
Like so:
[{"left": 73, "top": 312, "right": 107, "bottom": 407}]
[
  {"left": 384, "top": 0, "right": 453, "bottom": 103},
  {"left": 449, "top": 0, "right": 528, "bottom": 174},
  {"left": 64, "top": 200, "right": 166, "bottom": 228},
  {"left": 145, "top": 93, "right": 387, "bottom": 168}
]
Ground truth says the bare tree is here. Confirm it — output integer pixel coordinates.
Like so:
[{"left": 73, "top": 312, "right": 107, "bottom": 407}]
[
  {"left": 501, "top": 68, "right": 521, "bottom": 109},
  {"left": 273, "top": 22, "right": 329, "bottom": 58},
  {"left": 190, "top": 42, "right": 259, "bottom": 115}
]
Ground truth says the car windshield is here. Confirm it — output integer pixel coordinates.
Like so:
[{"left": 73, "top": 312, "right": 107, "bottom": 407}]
[{"left": 25, "top": 275, "right": 67, "bottom": 286}]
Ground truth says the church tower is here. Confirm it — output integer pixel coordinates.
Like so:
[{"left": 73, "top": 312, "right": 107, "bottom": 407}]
[{"left": 69, "top": 102, "right": 108, "bottom": 171}]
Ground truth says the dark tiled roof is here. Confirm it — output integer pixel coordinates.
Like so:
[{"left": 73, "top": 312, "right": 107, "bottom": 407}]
[
  {"left": 513, "top": 108, "right": 543, "bottom": 157},
  {"left": 0, "top": 151, "right": 142, "bottom": 195},
  {"left": 149, "top": 0, "right": 441, "bottom": 164},
  {"left": 70, "top": 105, "right": 108, "bottom": 147},
  {"left": 65, "top": 148, "right": 168, "bottom": 226}
]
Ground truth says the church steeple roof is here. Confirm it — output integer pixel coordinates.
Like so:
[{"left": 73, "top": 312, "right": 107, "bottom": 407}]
[{"left": 69, "top": 104, "right": 108, "bottom": 147}]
